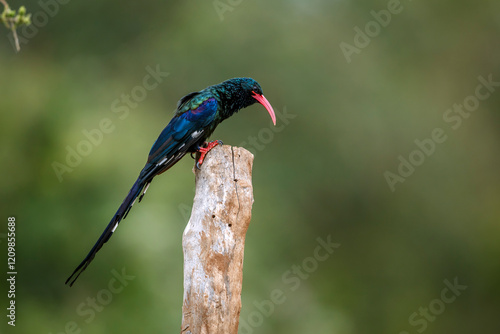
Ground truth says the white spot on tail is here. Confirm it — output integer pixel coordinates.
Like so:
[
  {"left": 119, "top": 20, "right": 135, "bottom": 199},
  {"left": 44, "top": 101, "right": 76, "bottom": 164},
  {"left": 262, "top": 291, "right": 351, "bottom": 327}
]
[
  {"left": 158, "top": 157, "right": 168, "bottom": 165},
  {"left": 112, "top": 223, "right": 119, "bottom": 233},
  {"left": 143, "top": 183, "right": 151, "bottom": 196},
  {"left": 191, "top": 130, "right": 203, "bottom": 138},
  {"left": 158, "top": 155, "right": 175, "bottom": 167}
]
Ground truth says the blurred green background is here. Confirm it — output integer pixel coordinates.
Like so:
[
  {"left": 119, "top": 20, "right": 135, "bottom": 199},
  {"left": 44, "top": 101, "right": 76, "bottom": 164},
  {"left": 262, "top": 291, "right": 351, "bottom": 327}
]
[{"left": 1, "top": 0, "right": 499, "bottom": 333}]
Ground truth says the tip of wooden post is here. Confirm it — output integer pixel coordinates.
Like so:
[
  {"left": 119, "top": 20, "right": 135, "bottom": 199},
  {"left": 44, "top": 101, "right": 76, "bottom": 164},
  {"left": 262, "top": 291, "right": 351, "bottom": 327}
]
[{"left": 193, "top": 145, "right": 254, "bottom": 174}]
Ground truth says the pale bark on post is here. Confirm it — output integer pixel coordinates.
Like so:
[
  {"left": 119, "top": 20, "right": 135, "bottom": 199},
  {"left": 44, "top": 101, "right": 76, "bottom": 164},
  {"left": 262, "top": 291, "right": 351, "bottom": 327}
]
[{"left": 181, "top": 145, "right": 254, "bottom": 334}]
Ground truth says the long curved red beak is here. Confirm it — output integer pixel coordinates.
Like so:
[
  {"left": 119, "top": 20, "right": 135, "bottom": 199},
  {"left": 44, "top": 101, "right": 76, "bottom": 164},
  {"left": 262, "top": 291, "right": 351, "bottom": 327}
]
[{"left": 252, "top": 91, "right": 276, "bottom": 126}]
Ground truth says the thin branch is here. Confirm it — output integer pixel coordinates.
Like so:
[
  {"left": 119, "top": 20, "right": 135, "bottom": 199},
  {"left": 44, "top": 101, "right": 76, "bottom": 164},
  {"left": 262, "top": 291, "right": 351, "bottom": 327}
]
[
  {"left": 1, "top": 0, "right": 31, "bottom": 52},
  {"left": 11, "top": 22, "right": 19, "bottom": 51},
  {"left": 0, "top": 0, "right": 9, "bottom": 9}
]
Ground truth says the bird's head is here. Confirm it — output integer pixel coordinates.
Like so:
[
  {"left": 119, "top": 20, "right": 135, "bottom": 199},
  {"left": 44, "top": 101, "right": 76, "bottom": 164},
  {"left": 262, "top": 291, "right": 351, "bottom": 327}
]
[{"left": 219, "top": 77, "right": 276, "bottom": 125}]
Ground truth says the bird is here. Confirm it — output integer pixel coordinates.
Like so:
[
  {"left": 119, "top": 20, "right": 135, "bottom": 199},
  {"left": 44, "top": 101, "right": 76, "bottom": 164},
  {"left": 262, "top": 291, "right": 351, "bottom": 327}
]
[{"left": 65, "top": 77, "right": 276, "bottom": 286}]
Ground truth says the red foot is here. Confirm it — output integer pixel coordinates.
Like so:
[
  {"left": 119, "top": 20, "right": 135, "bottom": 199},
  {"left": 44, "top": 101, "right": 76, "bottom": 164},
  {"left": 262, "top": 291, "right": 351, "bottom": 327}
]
[{"left": 196, "top": 140, "right": 223, "bottom": 168}]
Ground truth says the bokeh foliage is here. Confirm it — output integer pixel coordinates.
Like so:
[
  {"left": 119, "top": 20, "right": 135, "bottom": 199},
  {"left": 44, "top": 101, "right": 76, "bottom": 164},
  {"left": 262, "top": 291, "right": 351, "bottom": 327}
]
[{"left": 1, "top": 0, "right": 499, "bottom": 333}]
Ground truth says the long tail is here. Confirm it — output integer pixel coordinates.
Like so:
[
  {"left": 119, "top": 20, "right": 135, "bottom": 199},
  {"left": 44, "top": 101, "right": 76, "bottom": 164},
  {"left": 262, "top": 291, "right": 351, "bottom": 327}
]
[{"left": 65, "top": 177, "right": 151, "bottom": 286}]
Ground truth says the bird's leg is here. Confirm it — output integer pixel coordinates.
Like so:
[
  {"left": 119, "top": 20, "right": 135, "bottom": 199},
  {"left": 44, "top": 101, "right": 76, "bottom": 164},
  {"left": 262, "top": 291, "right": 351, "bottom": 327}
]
[{"left": 195, "top": 140, "right": 223, "bottom": 169}]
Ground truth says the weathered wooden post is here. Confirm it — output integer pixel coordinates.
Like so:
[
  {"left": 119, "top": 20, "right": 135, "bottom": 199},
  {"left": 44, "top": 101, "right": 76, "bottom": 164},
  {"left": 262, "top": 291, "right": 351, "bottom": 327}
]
[{"left": 181, "top": 145, "right": 254, "bottom": 334}]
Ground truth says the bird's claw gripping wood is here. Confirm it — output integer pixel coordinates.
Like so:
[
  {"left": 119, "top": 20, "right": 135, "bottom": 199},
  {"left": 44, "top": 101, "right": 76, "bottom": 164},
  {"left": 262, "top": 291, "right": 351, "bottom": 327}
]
[{"left": 196, "top": 140, "right": 223, "bottom": 169}]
